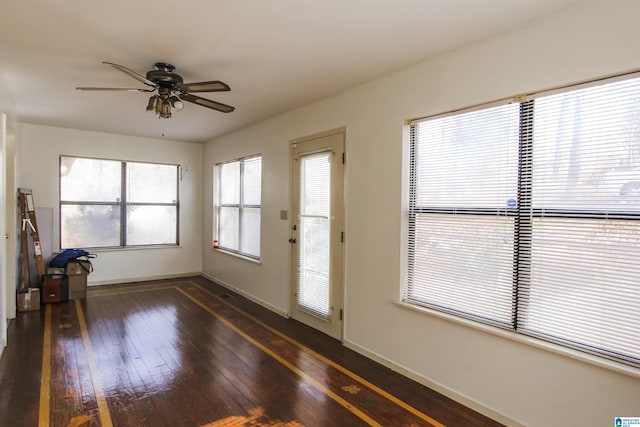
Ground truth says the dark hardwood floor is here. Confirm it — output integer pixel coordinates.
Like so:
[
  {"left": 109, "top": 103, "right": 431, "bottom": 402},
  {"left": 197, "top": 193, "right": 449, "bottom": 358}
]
[{"left": 0, "top": 276, "right": 505, "bottom": 427}]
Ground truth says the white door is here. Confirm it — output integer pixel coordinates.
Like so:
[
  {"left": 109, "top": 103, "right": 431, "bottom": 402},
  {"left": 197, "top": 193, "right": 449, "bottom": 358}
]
[
  {"left": 290, "top": 130, "right": 344, "bottom": 339},
  {"left": 2, "top": 116, "right": 16, "bottom": 329}
]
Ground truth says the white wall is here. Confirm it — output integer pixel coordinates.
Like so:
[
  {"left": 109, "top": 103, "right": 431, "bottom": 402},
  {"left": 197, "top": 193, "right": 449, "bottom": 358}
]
[
  {"left": 202, "top": 1, "right": 640, "bottom": 426},
  {"left": 18, "top": 124, "right": 203, "bottom": 284}
]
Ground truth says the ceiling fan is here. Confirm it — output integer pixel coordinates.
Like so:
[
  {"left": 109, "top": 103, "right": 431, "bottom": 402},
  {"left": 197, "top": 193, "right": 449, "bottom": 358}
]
[{"left": 77, "top": 62, "right": 234, "bottom": 118}]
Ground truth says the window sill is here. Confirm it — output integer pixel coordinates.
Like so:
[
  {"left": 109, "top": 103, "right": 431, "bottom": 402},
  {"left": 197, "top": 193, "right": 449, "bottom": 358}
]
[
  {"left": 395, "top": 300, "right": 640, "bottom": 380},
  {"left": 211, "top": 247, "right": 262, "bottom": 264}
]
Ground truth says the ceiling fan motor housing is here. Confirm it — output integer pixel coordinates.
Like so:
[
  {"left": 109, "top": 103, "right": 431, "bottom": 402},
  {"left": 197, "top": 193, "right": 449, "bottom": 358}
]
[{"left": 146, "top": 63, "right": 184, "bottom": 92}]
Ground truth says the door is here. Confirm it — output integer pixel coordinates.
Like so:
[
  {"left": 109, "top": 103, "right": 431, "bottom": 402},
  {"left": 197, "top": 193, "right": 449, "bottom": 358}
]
[
  {"left": 3, "top": 118, "right": 16, "bottom": 323},
  {"left": 290, "top": 130, "right": 344, "bottom": 339},
  {"left": 0, "top": 114, "right": 8, "bottom": 348}
]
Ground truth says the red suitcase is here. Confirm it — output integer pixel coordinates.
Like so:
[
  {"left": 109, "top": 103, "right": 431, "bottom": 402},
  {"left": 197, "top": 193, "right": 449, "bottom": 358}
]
[{"left": 41, "top": 274, "right": 69, "bottom": 303}]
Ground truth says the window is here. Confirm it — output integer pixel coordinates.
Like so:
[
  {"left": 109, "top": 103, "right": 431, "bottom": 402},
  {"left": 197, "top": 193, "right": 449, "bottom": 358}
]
[
  {"left": 215, "top": 155, "right": 262, "bottom": 259},
  {"left": 60, "top": 156, "right": 179, "bottom": 248},
  {"left": 406, "top": 73, "right": 640, "bottom": 367}
]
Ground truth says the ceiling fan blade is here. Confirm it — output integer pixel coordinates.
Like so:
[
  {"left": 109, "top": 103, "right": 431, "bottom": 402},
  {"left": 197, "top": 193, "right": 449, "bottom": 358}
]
[
  {"left": 76, "top": 86, "right": 155, "bottom": 92},
  {"left": 103, "top": 61, "right": 156, "bottom": 88},
  {"left": 178, "top": 80, "right": 230, "bottom": 93},
  {"left": 180, "top": 93, "right": 235, "bottom": 113}
]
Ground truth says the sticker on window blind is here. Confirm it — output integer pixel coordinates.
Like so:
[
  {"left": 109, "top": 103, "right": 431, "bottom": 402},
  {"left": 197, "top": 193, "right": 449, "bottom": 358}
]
[{"left": 616, "top": 417, "right": 640, "bottom": 426}]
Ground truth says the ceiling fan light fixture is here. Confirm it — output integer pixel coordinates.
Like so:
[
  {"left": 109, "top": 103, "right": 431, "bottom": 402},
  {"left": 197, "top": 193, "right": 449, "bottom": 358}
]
[
  {"left": 79, "top": 62, "right": 235, "bottom": 118},
  {"left": 146, "top": 95, "right": 159, "bottom": 113},
  {"left": 169, "top": 95, "right": 184, "bottom": 111},
  {"left": 159, "top": 101, "right": 172, "bottom": 119}
]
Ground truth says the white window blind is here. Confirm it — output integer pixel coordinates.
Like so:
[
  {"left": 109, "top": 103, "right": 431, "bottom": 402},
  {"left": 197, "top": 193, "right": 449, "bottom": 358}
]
[
  {"left": 406, "top": 74, "right": 640, "bottom": 366},
  {"left": 520, "top": 77, "right": 640, "bottom": 365},
  {"left": 296, "top": 152, "right": 332, "bottom": 319},
  {"left": 407, "top": 103, "right": 520, "bottom": 327}
]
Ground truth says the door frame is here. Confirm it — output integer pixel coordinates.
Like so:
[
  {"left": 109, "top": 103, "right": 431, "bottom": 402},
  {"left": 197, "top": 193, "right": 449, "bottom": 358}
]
[
  {"left": 289, "top": 128, "right": 346, "bottom": 340},
  {"left": 1, "top": 113, "right": 17, "bottom": 350}
]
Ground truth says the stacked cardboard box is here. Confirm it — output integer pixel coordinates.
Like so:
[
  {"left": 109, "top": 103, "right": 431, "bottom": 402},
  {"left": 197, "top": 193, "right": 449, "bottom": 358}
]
[
  {"left": 66, "top": 260, "right": 91, "bottom": 299},
  {"left": 47, "top": 260, "right": 90, "bottom": 300},
  {"left": 17, "top": 288, "right": 41, "bottom": 311}
]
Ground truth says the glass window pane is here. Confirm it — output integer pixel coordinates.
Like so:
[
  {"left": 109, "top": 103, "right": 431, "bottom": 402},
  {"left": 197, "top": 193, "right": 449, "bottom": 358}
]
[
  {"left": 128, "top": 162, "right": 178, "bottom": 203},
  {"left": 61, "top": 204, "right": 120, "bottom": 248},
  {"left": 297, "top": 216, "right": 330, "bottom": 317},
  {"left": 240, "top": 207, "right": 261, "bottom": 257},
  {"left": 219, "top": 206, "right": 239, "bottom": 251},
  {"left": 219, "top": 162, "right": 240, "bottom": 205},
  {"left": 243, "top": 157, "right": 262, "bottom": 206},
  {"left": 525, "top": 218, "right": 640, "bottom": 362},
  {"left": 301, "top": 153, "right": 331, "bottom": 217},
  {"left": 408, "top": 213, "right": 515, "bottom": 325},
  {"left": 127, "top": 205, "right": 177, "bottom": 245},
  {"left": 60, "top": 157, "right": 121, "bottom": 202},
  {"left": 533, "top": 78, "right": 640, "bottom": 210},
  {"left": 415, "top": 104, "right": 519, "bottom": 208}
]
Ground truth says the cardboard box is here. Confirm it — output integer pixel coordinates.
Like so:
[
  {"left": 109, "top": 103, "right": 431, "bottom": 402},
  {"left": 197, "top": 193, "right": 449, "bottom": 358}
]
[
  {"left": 68, "top": 275, "right": 87, "bottom": 300},
  {"left": 66, "top": 260, "right": 92, "bottom": 275},
  {"left": 47, "top": 267, "right": 65, "bottom": 275},
  {"left": 17, "top": 288, "right": 41, "bottom": 311}
]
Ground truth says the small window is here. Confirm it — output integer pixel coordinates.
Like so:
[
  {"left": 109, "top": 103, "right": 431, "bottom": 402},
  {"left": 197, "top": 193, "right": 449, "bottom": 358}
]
[
  {"left": 60, "top": 156, "right": 179, "bottom": 248},
  {"left": 215, "top": 155, "right": 262, "bottom": 259}
]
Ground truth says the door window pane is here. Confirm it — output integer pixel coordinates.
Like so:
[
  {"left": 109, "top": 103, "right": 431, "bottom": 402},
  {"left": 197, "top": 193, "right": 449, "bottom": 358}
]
[
  {"left": 302, "top": 154, "right": 331, "bottom": 216},
  {"left": 297, "top": 152, "right": 331, "bottom": 318}
]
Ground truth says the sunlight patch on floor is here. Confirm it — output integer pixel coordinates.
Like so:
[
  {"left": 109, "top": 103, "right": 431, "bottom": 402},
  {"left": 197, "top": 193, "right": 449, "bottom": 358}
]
[{"left": 201, "top": 407, "right": 304, "bottom": 427}]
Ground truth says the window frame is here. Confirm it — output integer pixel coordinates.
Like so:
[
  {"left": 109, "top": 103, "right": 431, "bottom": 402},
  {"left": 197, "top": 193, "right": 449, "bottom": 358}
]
[
  {"left": 405, "top": 71, "right": 640, "bottom": 368},
  {"left": 59, "top": 155, "right": 180, "bottom": 249},
  {"left": 215, "top": 154, "right": 262, "bottom": 260}
]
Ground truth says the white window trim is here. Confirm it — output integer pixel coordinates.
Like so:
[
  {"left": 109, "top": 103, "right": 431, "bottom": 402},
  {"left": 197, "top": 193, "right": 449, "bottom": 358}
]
[{"left": 214, "top": 154, "right": 262, "bottom": 260}]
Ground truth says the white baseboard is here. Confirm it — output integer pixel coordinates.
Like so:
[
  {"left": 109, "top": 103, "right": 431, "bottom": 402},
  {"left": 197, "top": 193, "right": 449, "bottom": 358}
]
[
  {"left": 342, "top": 339, "right": 525, "bottom": 427},
  {"left": 200, "top": 272, "right": 288, "bottom": 318},
  {"left": 88, "top": 271, "right": 201, "bottom": 287}
]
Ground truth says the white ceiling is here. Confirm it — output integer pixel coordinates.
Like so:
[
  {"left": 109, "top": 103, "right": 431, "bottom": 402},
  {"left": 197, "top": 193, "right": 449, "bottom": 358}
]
[{"left": 0, "top": 0, "right": 583, "bottom": 143}]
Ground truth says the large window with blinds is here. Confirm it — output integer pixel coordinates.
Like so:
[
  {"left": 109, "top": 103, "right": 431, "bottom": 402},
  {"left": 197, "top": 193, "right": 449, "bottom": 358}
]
[{"left": 406, "top": 73, "right": 640, "bottom": 367}]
